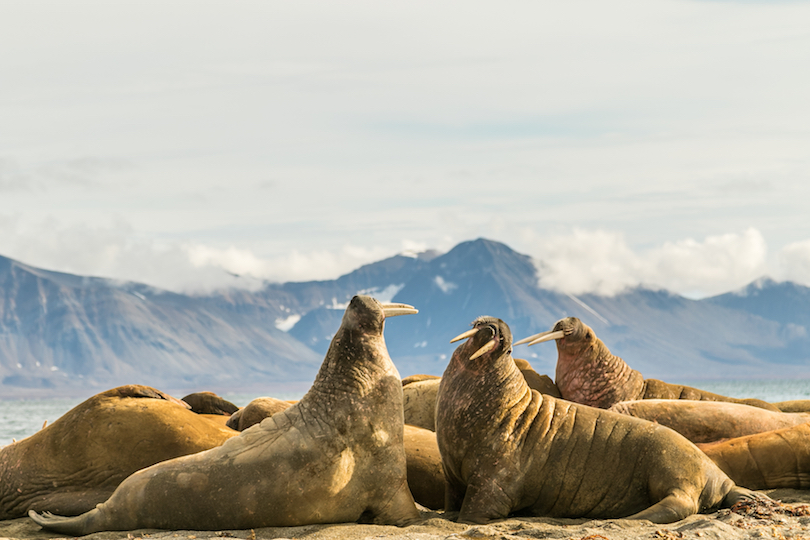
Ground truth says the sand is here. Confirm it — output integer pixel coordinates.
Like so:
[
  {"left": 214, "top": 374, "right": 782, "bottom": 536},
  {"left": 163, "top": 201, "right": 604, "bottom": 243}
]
[{"left": 3, "top": 489, "right": 809, "bottom": 540}]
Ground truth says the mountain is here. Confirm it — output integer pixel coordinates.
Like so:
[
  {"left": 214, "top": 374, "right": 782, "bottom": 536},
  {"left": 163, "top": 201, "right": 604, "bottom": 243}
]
[
  {"left": 0, "top": 256, "right": 322, "bottom": 397},
  {"left": 1, "top": 239, "right": 809, "bottom": 399}
]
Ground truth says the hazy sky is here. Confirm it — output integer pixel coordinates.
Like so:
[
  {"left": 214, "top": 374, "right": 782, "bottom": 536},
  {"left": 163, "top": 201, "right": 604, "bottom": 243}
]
[{"left": 2, "top": 1, "right": 809, "bottom": 298}]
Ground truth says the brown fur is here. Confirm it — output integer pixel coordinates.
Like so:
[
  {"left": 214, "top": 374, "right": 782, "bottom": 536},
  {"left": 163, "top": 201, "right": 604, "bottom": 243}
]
[
  {"left": 610, "top": 399, "right": 810, "bottom": 443},
  {"left": 0, "top": 385, "right": 237, "bottom": 520},
  {"left": 437, "top": 316, "right": 761, "bottom": 524},
  {"left": 698, "top": 423, "right": 810, "bottom": 490},
  {"left": 545, "top": 317, "right": 779, "bottom": 411},
  {"left": 226, "top": 397, "right": 293, "bottom": 431},
  {"left": 29, "top": 296, "right": 420, "bottom": 534}
]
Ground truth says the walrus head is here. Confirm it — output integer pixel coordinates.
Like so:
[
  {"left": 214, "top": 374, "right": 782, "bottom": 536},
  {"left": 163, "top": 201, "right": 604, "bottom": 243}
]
[
  {"left": 341, "top": 295, "right": 418, "bottom": 333},
  {"left": 515, "top": 317, "right": 644, "bottom": 408},
  {"left": 514, "top": 316, "right": 592, "bottom": 353},
  {"left": 449, "top": 316, "right": 513, "bottom": 367},
  {"left": 314, "top": 295, "right": 419, "bottom": 395}
]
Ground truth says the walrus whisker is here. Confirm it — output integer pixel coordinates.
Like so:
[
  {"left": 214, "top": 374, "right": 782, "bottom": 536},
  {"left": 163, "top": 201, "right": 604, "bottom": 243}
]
[
  {"left": 380, "top": 302, "right": 418, "bottom": 317},
  {"left": 449, "top": 329, "right": 478, "bottom": 343},
  {"left": 469, "top": 340, "right": 497, "bottom": 360}
]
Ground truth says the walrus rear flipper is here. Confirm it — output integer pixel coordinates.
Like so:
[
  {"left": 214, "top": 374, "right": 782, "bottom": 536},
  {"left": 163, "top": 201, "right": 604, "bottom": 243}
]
[
  {"left": 29, "top": 508, "right": 103, "bottom": 536},
  {"left": 625, "top": 493, "right": 697, "bottom": 524}
]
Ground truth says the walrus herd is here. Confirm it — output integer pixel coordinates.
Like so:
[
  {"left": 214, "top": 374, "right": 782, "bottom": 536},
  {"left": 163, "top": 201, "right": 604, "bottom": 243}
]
[{"left": 0, "top": 297, "right": 806, "bottom": 533}]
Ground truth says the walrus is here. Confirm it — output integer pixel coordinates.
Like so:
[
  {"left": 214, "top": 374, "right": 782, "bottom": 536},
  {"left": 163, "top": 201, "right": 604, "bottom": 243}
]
[
  {"left": 0, "top": 385, "right": 238, "bottom": 520},
  {"left": 225, "top": 396, "right": 294, "bottom": 431},
  {"left": 402, "top": 356, "right": 559, "bottom": 432},
  {"left": 218, "top": 392, "right": 445, "bottom": 510},
  {"left": 515, "top": 317, "right": 779, "bottom": 411},
  {"left": 697, "top": 423, "right": 810, "bottom": 490},
  {"left": 609, "top": 399, "right": 810, "bottom": 443},
  {"left": 181, "top": 391, "right": 239, "bottom": 416},
  {"left": 402, "top": 374, "right": 441, "bottom": 386},
  {"left": 403, "top": 378, "right": 441, "bottom": 431},
  {"left": 436, "top": 316, "right": 762, "bottom": 524},
  {"left": 30, "top": 296, "right": 421, "bottom": 534},
  {"left": 772, "top": 400, "right": 810, "bottom": 413}
]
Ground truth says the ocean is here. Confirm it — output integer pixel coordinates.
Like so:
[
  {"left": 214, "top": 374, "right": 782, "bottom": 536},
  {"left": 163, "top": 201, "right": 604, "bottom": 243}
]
[{"left": 2, "top": 379, "right": 810, "bottom": 447}]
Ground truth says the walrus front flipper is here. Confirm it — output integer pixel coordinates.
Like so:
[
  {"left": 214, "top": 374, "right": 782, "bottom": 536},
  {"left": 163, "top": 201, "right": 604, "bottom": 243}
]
[
  {"left": 369, "top": 479, "right": 421, "bottom": 526},
  {"left": 625, "top": 493, "right": 697, "bottom": 524},
  {"left": 29, "top": 509, "right": 104, "bottom": 536}
]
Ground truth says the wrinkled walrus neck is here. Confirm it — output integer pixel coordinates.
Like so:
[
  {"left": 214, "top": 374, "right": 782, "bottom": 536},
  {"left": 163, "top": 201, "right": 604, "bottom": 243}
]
[
  {"left": 555, "top": 337, "right": 644, "bottom": 409},
  {"left": 310, "top": 330, "right": 399, "bottom": 400}
]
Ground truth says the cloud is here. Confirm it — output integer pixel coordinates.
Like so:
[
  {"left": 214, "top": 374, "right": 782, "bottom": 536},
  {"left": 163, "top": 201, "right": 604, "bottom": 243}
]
[
  {"left": 777, "top": 241, "right": 810, "bottom": 286},
  {"left": 3, "top": 215, "right": 810, "bottom": 300},
  {"left": 0, "top": 216, "right": 412, "bottom": 293},
  {"left": 532, "top": 228, "right": 769, "bottom": 298}
]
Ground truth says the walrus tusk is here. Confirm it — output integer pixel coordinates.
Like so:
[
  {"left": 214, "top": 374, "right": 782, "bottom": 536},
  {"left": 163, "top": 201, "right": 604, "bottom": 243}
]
[
  {"left": 514, "top": 330, "right": 565, "bottom": 346},
  {"left": 380, "top": 302, "right": 418, "bottom": 317},
  {"left": 469, "top": 340, "right": 497, "bottom": 360},
  {"left": 449, "top": 329, "right": 478, "bottom": 343}
]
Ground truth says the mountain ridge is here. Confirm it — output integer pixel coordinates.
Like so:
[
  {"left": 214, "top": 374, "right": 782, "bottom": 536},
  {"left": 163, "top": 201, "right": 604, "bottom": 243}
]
[{"left": 1, "top": 239, "right": 809, "bottom": 399}]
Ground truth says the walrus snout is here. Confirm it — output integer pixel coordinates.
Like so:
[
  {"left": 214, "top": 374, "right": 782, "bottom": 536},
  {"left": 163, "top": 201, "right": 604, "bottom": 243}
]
[{"left": 449, "top": 317, "right": 512, "bottom": 361}]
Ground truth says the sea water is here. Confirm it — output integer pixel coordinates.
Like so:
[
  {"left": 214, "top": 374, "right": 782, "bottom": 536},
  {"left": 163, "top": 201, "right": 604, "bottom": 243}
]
[{"left": 2, "top": 379, "right": 810, "bottom": 447}]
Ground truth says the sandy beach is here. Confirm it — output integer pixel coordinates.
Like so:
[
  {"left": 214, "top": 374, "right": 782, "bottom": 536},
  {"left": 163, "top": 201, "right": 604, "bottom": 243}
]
[{"left": 2, "top": 489, "right": 808, "bottom": 540}]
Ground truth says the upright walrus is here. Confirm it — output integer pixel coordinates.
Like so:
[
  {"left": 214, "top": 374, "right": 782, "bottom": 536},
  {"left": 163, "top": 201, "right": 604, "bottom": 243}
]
[
  {"left": 436, "top": 316, "right": 761, "bottom": 524},
  {"left": 30, "top": 296, "right": 421, "bottom": 534},
  {"left": 515, "top": 317, "right": 778, "bottom": 411}
]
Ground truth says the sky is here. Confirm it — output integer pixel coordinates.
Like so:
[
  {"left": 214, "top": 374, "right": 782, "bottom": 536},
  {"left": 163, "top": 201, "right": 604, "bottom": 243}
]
[{"left": 1, "top": 0, "right": 809, "bottom": 299}]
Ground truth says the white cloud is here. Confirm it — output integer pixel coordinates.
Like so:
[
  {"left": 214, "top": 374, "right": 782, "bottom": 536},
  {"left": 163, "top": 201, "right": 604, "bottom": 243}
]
[
  {"left": 4, "top": 214, "right": 810, "bottom": 299},
  {"left": 533, "top": 228, "right": 769, "bottom": 298},
  {"left": 777, "top": 240, "right": 810, "bottom": 287}
]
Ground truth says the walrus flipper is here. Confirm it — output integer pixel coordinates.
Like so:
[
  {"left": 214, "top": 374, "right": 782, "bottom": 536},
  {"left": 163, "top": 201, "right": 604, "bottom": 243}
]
[
  {"left": 721, "top": 485, "right": 765, "bottom": 507},
  {"left": 369, "top": 479, "right": 421, "bottom": 526},
  {"left": 625, "top": 493, "right": 697, "bottom": 524},
  {"left": 29, "top": 509, "right": 101, "bottom": 536}
]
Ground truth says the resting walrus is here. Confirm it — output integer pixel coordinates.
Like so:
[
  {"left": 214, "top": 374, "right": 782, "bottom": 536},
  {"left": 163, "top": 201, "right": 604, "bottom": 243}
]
[
  {"left": 610, "top": 399, "right": 810, "bottom": 443},
  {"left": 29, "top": 296, "right": 421, "bottom": 534},
  {"left": 516, "top": 317, "right": 778, "bottom": 411},
  {"left": 437, "top": 316, "right": 762, "bottom": 524},
  {"left": 0, "top": 385, "right": 238, "bottom": 520},
  {"left": 697, "top": 423, "right": 810, "bottom": 490}
]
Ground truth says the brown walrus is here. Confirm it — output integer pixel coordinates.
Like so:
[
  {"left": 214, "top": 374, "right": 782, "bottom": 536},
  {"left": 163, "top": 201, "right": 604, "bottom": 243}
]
[
  {"left": 402, "top": 425, "right": 445, "bottom": 510},
  {"left": 516, "top": 317, "right": 779, "bottom": 411},
  {"left": 225, "top": 396, "right": 294, "bottom": 431},
  {"left": 401, "top": 374, "right": 440, "bottom": 386},
  {"left": 609, "top": 399, "right": 810, "bottom": 443},
  {"left": 402, "top": 357, "right": 559, "bottom": 432},
  {"left": 29, "top": 296, "right": 421, "bottom": 534},
  {"left": 436, "top": 316, "right": 762, "bottom": 524},
  {"left": 181, "top": 391, "right": 239, "bottom": 416},
  {"left": 0, "top": 385, "right": 238, "bottom": 520},
  {"left": 220, "top": 395, "right": 445, "bottom": 510},
  {"left": 697, "top": 423, "right": 810, "bottom": 490},
  {"left": 772, "top": 400, "right": 810, "bottom": 413},
  {"left": 403, "top": 378, "right": 441, "bottom": 431}
]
